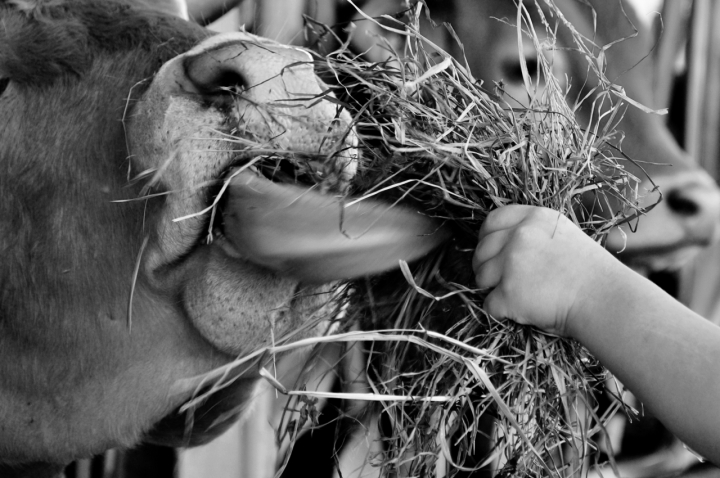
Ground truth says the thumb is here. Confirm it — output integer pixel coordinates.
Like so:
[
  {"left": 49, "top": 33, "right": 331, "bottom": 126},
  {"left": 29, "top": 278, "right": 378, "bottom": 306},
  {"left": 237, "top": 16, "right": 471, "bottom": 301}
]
[{"left": 482, "top": 287, "right": 514, "bottom": 323}]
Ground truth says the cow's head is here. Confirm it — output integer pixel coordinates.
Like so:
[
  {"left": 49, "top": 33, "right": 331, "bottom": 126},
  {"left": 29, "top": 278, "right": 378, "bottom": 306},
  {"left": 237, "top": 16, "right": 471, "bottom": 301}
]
[
  {"left": 355, "top": 0, "right": 720, "bottom": 272},
  {"left": 0, "top": 0, "right": 444, "bottom": 473}
]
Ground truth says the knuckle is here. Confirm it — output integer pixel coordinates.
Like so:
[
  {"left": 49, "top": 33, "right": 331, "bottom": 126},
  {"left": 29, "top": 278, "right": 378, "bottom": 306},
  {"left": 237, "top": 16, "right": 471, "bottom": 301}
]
[
  {"left": 475, "top": 268, "right": 492, "bottom": 289},
  {"left": 483, "top": 291, "right": 501, "bottom": 315},
  {"left": 483, "top": 208, "right": 501, "bottom": 226},
  {"left": 512, "top": 224, "right": 537, "bottom": 246}
]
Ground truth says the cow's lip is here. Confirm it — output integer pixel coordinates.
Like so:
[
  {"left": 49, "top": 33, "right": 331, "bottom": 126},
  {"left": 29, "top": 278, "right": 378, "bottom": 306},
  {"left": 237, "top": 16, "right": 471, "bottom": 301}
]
[
  {"left": 209, "top": 127, "right": 361, "bottom": 244},
  {"left": 605, "top": 210, "right": 720, "bottom": 272},
  {"left": 146, "top": 369, "right": 260, "bottom": 447},
  {"left": 611, "top": 242, "right": 707, "bottom": 272}
]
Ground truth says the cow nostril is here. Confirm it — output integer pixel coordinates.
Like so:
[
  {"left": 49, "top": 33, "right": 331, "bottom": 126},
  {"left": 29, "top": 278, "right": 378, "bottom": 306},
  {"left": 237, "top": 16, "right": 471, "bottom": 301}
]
[
  {"left": 666, "top": 189, "right": 701, "bottom": 216},
  {"left": 183, "top": 53, "right": 249, "bottom": 96},
  {"left": 207, "top": 68, "right": 246, "bottom": 94}
]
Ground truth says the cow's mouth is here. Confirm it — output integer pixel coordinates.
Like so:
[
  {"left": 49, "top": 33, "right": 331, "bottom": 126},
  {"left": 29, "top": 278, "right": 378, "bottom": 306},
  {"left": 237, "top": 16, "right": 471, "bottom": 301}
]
[
  {"left": 611, "top": 243, "right": 706, "bottom": 274},
  {"left": 146, "top": 372, "right": 260, "bottom": 447},
  {"left": 207, "top": 126, "right": 361, "bottom": 265},
  {"left": 131, "top": 31, "right": 452, "bottom": 448},
  {"left": 605, "top": 209, "right": 720, "bottom": 273}
]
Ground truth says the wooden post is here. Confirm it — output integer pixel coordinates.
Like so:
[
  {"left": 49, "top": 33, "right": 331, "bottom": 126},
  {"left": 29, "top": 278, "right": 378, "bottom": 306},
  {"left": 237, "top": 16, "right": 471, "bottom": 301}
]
[
  {"left": 685, "top": 0, "right": 711, "bottom": 161},
  {"left": 680, "top": 0, "right": 720, "bottom": 323},
  {"left": 653, "top": 0, "right": 691, "bottom": 110},
  {"left": 699, "top": 2, "right": 720, "bottom": 171}
]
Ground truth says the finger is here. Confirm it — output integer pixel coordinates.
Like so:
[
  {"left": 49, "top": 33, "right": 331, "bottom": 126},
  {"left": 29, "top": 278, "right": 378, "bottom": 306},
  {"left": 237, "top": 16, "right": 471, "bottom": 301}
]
[
  {"left": 482, "top": 286, "right": 512, "bottom": 321},
  {"left": 474, "top": 253, "right": 504, "bottom": 290},
  {"left": 478, "top": 205, "right": 536, "bottom": 239},
  {"left": 483, "top": 287, "right": 531, "bottom": 327},
  {"left": 472, "top": 228, "right": 511, "bottom": 272}
]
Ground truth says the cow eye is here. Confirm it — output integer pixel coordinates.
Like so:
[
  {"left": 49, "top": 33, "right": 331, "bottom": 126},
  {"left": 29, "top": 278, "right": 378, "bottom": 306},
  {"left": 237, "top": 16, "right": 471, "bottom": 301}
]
[
  {"left": 524, "top": 59, "right": 539, "bottom": 78},
  {"left": 0, "top": 78, "right": 8, "bottom": 96},
  {"left": 501, "top": 58, "right": 540, "bottom": 86}
]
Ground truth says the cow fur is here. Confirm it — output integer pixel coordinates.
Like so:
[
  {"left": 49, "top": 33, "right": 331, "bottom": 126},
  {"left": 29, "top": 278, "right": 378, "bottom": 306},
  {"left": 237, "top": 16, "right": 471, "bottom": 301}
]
[
  {"left": 0, "top": 0, "right": 213, "bottom": 465},
  {"left": 0, "top": 0, "right": 360, "bottom": 473}
]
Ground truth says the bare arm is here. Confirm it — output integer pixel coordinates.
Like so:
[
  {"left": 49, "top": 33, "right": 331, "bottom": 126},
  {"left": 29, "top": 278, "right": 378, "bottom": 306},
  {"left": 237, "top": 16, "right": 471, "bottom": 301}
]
[{"left": 473, "top": 205, "right": 720, "bottom": 464}]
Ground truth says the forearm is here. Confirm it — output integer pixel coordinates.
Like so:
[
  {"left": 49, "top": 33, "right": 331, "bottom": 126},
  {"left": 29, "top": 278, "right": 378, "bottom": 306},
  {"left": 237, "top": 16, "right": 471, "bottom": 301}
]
[{"left": 570, "top": 263, "right": 720, "bottom": 464}]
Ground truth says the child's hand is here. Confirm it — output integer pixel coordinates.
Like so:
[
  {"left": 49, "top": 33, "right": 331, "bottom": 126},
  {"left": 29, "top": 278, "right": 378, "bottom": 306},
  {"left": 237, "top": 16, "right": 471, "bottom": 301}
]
[{"left": 473, "top": 205, "right": 620, "bottom": 337}]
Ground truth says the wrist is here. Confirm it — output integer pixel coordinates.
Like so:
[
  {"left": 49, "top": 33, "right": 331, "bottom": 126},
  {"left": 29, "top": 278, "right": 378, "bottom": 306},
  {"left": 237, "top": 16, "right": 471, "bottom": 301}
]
[{"left": 564, "top": 249, "right": 631, "bottom": 341}]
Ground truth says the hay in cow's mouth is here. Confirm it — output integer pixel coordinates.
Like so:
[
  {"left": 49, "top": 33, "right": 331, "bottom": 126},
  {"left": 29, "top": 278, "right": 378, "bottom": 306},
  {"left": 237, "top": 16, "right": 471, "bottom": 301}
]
[{"left": 181, "top": 2, "right": 657, "bottom": 476}]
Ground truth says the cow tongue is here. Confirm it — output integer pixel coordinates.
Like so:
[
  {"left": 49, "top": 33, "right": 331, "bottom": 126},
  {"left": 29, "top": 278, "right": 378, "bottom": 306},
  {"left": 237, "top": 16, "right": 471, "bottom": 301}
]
[
  {"left": 220, "top": 169, "right": 450, "bottom": 284},
  {"left": 180, "top": 169, "right": 447, "bottom": 357}
]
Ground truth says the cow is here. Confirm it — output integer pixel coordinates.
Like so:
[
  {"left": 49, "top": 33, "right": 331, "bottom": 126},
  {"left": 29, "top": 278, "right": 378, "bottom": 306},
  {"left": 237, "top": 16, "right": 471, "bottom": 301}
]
[{"left": 0, "top": 1, "right": 449, "bottom": 477}]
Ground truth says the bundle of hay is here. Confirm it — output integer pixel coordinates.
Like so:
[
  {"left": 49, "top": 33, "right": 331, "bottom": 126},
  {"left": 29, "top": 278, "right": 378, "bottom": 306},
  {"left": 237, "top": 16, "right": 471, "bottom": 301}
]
[
  {"left": 188, "top": 1, "right": 653, "bottom": 476},
  {"left": 306, "top": 2, "right": 645, "bottom": 475}
]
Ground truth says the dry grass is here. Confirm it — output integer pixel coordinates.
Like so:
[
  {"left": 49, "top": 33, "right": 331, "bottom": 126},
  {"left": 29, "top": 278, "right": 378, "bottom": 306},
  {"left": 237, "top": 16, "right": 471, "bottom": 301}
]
[{"left": 181, "top": 1, "right": 658, "bottom": 476}]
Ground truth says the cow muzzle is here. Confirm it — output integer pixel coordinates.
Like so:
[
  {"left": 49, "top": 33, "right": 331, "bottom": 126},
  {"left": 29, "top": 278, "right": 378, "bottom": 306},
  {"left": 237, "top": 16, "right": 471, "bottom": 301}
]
[
  {"left": 606, "top": 169, "right": 720, "bottom": 271},
  {"left": 127, "top": 32, "right": 447, "bottom": 359}
]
